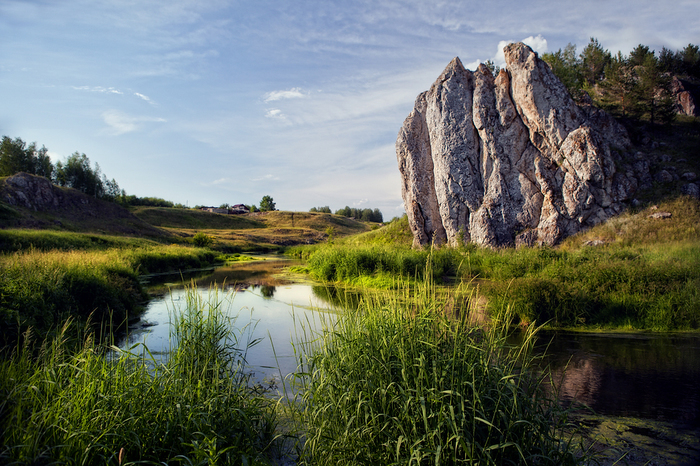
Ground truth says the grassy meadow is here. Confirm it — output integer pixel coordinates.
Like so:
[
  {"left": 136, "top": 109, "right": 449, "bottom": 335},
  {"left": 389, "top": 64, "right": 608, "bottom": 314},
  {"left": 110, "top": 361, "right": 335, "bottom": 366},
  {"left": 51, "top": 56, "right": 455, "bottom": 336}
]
[{"left": 1, "top": 192, "right": 699, "bottom": 464}]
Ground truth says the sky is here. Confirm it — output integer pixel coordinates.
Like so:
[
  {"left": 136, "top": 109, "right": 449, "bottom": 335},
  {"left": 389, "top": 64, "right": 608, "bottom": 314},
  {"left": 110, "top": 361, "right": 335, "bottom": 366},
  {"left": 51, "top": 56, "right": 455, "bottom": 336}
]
[{"left": 2, "top": 0, "right": 699, "bottom": 219}]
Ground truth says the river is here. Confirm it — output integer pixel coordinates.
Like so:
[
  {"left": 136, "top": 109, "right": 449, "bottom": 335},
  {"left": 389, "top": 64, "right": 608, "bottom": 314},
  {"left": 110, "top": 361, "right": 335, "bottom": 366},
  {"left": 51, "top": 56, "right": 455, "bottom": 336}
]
[{"left": 124, "top": 258, "right": 700, "bottom": 462}]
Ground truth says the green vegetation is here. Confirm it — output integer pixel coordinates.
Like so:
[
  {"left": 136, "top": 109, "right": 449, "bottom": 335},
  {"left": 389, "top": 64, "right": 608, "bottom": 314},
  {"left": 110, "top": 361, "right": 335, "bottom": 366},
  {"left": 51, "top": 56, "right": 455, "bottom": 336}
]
[
  {"left": 131, "top": 206, "right": 264, "bottom": 230},
  {"left": 0, "top": 286, "right": 276, "bottom": 465},
  {"left": 1, "top": 135, "right": 182, "bottom": 207},
  {"left": 335, "top": 205, "right": 384, "bottom": 223},
  {"left": 293, "top": 278, "right": 582, "bottom": 465},
  {"left": 259, "top": 195, "right": 276, "bottom": 212},
  {"left": 0, "top": 136, "right": 53, "bottom": 179},
  {"left": 542, "top": 39, "right": 700, "bottom": 125},
  {"left": 193, "top": 231, "right": 214, "bottom": 247},
  {"left": 295, "top": 197, "right": 700, "bottom": 331},
  {"left": 0, "top": 234, "right": 219, "bottom": 348}
]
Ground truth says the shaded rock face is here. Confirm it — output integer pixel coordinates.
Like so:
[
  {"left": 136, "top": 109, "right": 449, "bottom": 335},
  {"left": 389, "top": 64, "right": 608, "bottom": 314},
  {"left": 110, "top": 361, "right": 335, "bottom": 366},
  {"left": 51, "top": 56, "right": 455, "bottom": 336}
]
[
  {"left": 397, "top": 42, "right": 641, "bottom": 248},
  {"left": 671, "top": 77, "right": 699, "bottom": 117}
]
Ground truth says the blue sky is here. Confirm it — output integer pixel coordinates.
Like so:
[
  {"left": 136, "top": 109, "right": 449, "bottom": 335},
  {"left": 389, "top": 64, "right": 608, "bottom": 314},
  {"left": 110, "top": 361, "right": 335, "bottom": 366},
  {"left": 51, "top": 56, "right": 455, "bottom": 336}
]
[{"left": 2, "top": 0, "right": 699, "bottom": 218}]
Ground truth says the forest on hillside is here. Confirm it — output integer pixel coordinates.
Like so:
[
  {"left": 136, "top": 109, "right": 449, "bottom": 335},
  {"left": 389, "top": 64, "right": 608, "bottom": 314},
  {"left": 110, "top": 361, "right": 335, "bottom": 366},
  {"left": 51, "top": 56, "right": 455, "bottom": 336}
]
[{"left": 540, "top": 39, "right": 699, "bottom": 125}]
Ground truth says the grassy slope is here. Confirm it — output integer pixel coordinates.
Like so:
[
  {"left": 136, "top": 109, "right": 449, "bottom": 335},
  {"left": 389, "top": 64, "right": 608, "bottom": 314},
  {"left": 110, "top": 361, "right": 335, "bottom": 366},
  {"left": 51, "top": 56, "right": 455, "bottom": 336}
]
[
  {"left": 132, "top": 207, "right": 372, "bottom": 252},
  {"left": 0, "top": 177, "right": 172, "bottom": 239}
]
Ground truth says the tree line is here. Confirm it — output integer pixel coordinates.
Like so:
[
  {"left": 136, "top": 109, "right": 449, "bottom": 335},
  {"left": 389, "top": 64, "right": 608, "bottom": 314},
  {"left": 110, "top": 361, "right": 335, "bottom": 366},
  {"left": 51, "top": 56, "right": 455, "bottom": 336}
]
[
  {"left": 0, "top": 135, "right": 181, "bottom": 208},
  {"left": 542, "top": 39, "right": 700, "bottom": 125},
  {"left": 310, "top": 205, "right": 383, "bottom": 223}
]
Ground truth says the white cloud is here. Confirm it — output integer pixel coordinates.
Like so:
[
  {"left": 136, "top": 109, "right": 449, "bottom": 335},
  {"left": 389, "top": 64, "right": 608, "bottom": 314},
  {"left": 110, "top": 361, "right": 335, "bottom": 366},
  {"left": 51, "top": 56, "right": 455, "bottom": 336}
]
[
  {"left": 72, "top": 85, "right": 123, "bottom": 94},
  {"left": 134, "top": 92, "right": 154, "bottom": 104},
  {"left": 522, "top": 34, "right": 548, "bottom": 55},
  {"left": 493, "top": 34, "right": 548, "bottom": 67},
  {"left": 463, "top": 59, "right": 482, "bottom": 71},
  {"left": 201, "top": 177, "right": 230, "bottom": 187},
  {"left": 263, "top": 87, "right": 306, "bottom": 102},
  {"left": 101, "top": 110, "right": 166, "bottom": 135},
  {"left": 265, "top": 108, "right": 287, "bottom": 121},
  {"left": 252, "top": 174, "right": 280, "bottom": 182}
]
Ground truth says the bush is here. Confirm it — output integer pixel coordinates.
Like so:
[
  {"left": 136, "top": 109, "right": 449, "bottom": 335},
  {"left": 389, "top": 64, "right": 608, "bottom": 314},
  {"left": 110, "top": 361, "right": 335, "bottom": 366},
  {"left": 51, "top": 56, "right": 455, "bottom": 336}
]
[{"left": 192, "top": 232, "right": 213, "bottom": 248}]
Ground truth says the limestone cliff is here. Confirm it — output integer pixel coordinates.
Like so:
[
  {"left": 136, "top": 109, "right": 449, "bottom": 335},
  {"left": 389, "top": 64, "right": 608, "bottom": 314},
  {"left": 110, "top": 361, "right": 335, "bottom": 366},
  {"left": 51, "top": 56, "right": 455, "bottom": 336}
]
[{"left": 397, "top": 42, "right": 647, "bottom": 248}]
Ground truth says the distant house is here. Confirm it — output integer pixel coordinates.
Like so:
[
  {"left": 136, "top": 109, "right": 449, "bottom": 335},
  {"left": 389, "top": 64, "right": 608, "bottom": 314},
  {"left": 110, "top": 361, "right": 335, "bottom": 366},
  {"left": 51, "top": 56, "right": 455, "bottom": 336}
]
[
  {"left": 200, "top": 204, "right": 250, "bottom": 215},
  {"left": 201, "top": 207, "right": 229, "bottom": 214},
  {"left": 231, "top": 204, "right": 250, "bottom": 214}
]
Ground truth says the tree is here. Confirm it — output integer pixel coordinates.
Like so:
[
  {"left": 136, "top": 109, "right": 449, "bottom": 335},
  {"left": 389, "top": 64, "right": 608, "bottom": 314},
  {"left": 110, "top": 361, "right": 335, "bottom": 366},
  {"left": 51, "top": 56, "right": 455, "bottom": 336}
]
[
  {"left": 542, "top": 43, "right": 582, "bottom": 97},
  {"left": 580, "top": 38, "right": 611, "bottom": 87},
  {"left": 259, "top": 195, "right": 275, "bottom": 212},
  {"left": 483, "top": 60, "right": 500, "bottom": 76},
  {"left": 600, "top": 52, "right": 637, "bottom": 116},
  {"left": 54, "top": 152, "right": 103, "bottom": 197},
  {"left": 634, "top": 53, "right": 675, "bottom": 125},
  {"left": 0, "top": 136, "right": 53, "bottom": 179},
  {"left": 628, "top": 44, "right": 653, "bottom": 67},
  {"left": 680, "top": 43, "right": 700, "bottom": 77}
]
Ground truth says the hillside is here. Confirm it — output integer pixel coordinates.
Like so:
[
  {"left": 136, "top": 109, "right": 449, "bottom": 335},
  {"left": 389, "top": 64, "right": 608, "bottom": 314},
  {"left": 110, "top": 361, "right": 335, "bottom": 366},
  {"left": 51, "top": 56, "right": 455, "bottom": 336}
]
[
  {"left": 0, "top": 175, "right": 372, "bottom": 252},
  {"left": 132, "top": 208, "right": 372, "bottom": 252},
  {"left": 0, "top": 173, "right": 172, "bottom": 239}
]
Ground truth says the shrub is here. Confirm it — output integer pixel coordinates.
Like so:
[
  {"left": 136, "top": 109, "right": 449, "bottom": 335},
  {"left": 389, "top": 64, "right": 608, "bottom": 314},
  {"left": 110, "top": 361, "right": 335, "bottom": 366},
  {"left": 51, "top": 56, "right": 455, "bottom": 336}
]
[{"left": 192, "top": 232, "right": 214, "bottom": 248}]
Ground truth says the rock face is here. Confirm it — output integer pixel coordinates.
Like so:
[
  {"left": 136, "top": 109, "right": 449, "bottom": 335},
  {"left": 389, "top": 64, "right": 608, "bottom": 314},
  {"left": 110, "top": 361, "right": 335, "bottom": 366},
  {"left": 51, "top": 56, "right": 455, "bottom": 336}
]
[
  {"left": 397, "top": 43, "right": 644, "bottom": 248},
  {"left": 671, "top": 77, "right": 699, "bottom": 117}
]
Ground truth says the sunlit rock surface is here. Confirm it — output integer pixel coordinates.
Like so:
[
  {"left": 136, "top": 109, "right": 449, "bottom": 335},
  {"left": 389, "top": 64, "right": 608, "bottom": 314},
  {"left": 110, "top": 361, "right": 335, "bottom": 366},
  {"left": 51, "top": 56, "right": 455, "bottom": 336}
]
[{"left": 397, "top": 42, "right": 644, "bottom": 247}]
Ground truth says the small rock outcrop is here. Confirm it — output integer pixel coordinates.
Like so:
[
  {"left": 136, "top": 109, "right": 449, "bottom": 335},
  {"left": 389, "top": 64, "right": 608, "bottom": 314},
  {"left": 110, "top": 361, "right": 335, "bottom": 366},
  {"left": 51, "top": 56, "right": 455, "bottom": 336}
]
[
  {"left": 397, "top": 42, "right": 646, "bottom": 248},
  {"left": 671, "top": 77, "right": 699, "bottom": 117}
]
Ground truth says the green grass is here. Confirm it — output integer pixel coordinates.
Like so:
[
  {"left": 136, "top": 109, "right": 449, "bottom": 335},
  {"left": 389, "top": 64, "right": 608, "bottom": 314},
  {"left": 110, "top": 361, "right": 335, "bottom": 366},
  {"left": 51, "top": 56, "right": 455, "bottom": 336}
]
[
  {"left": 0, "top": 228, "right": 165, "bottom": 253},
  {"left": 0, "top": 286, "right": 277, "bottom": 465},
  {"left": 292, "top": 278, "right": 583, "bottom": 465},
  {"left": 0, "top": 244, "right": 220, "bottom": 348},
  {"left": 131, "top": 206, "right": 266, "bottom": 229},
  {"left": 294, "top": 197, "right": 700, "bottom": 331}
]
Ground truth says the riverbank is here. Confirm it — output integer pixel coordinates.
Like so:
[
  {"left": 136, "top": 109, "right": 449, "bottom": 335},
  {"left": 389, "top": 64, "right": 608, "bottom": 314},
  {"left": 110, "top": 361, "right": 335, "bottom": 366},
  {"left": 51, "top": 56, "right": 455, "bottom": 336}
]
[
  {"left": 290, "top": 197, "right": 700, "bottom": 332},
  {"left": 0, "top": 230, "right": 221, "bottom": 349}
]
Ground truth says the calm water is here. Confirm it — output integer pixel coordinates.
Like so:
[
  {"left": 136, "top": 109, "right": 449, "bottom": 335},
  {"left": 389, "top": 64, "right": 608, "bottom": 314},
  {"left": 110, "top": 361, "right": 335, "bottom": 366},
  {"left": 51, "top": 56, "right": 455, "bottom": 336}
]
[
  {"left": 123, "top": 283, "right": 335, "bottom": 387},
  {"left": 127, "top": 260, "right": 700, "bottom": 425},
  {"left": 534, "top": 331, "right": 700, "bottom": 427}
]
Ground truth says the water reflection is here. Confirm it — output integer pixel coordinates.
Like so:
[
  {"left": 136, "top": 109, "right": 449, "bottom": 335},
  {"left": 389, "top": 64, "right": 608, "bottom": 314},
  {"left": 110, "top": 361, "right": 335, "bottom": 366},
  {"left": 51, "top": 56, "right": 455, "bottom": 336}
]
[
  {"left": 534, "top": 332, "right": 700, "bottom": 427},
  {"left": 125, "top": 259, "right": 340, "bottom": 390},
  {"left": 134, "top": 260, "right": 700, "bottom": 425}
]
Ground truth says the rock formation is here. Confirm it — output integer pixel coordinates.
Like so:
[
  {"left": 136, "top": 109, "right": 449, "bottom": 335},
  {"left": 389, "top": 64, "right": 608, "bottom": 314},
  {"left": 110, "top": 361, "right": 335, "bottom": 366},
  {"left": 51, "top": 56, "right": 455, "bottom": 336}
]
[
  {"left": 397, "top": 42, "right": 647, "bottom": 248},
  {"left": 671, "top": 76, "right": 699, "bottom": 117}
]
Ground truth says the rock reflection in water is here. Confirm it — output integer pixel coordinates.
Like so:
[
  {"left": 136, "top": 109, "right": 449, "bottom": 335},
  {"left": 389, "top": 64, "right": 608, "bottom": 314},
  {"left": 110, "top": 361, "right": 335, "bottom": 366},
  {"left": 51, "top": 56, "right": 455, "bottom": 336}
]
[{"left": 534, "top": 332, "right": 700, "bottom": 427}]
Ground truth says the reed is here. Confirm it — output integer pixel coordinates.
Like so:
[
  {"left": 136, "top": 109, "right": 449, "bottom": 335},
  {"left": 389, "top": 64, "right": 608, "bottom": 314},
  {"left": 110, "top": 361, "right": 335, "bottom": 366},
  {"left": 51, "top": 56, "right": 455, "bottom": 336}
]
[
  {"left": 292, "top": 276, "right": 582, "bottom": 465},
  {"left": 0, "top": 285, "right": 276, "bottom": 465},
  {"left": 0, "top": 245, "right": 220, "bottom": 348}
]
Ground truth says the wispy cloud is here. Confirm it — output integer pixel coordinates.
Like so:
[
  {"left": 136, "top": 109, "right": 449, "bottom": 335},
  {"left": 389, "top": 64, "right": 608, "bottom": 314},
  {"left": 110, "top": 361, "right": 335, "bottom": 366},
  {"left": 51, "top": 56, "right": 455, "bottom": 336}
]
[
  {"left": 134, "top": 92, "right": 155, "bottom": 104},
  {"left": 203, "top": 177, "right": 229, "bottom": 186},
  {"left": 252, "top": 174, "right": 280, "bottom": 182},
  {"left": 265, "top": 108, "right": 289, "bottom": 122},
  {"left": 264, "top": 87, "right": 306, "bottom": 102},
  {"left": 101, "top": 110, "right": 166, "bottom": 135},
  {"left": 73, "top": 85, "right": 123, "bottom": 95}
]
